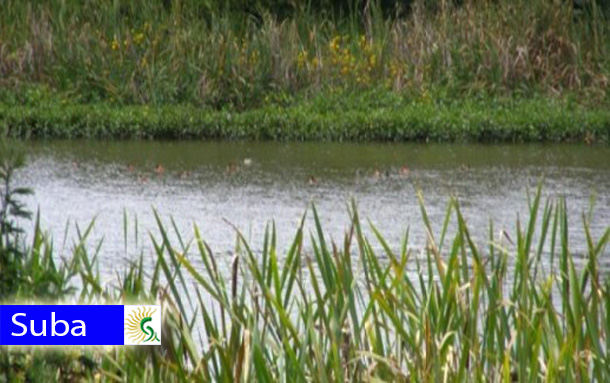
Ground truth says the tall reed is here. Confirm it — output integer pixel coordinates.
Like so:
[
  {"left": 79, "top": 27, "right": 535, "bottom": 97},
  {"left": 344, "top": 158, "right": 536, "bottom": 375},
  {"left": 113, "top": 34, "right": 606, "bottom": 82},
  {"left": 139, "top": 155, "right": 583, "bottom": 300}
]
[
  {"left": 1, "top": 0, "right": 608, "bottom": 109},
  {"left": 2, "top": 186, "right": 608, "bottom": 382}
]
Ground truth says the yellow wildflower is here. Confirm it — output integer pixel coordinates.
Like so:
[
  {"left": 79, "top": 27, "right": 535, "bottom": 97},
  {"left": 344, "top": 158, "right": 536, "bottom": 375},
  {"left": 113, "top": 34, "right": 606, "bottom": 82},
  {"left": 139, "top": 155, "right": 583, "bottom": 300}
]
[
  {"left": 251, "top": 50, "right": 259, "bottom": 65},
  {"left": 134, "top": 32, "right": 145, "bottom": 45},
  {"left": 297, "top": 50, "right": 308, "bottom": 70},
  {"left": 329, "top": 36, "right": 340, "bottom": 52},
  {"left": 368, "top": 53, "right": 376, "bottom": 68}
]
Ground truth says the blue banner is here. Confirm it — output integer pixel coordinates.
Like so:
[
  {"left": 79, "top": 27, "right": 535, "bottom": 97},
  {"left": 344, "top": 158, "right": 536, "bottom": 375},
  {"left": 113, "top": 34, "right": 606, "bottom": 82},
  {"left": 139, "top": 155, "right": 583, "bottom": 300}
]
[{"left": 0, "top": 305, "right": 161, "bottom": 346}]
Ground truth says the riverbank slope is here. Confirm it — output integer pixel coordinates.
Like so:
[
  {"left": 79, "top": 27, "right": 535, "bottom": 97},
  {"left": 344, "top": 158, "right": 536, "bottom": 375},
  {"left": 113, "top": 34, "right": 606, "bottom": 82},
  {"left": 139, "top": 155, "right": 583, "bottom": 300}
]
[
  {"left": 2, "top": 91, "right": 610, "bottom": 142},
  {"left": 1, "top": 1, "right": 609, "bottom": 142}
]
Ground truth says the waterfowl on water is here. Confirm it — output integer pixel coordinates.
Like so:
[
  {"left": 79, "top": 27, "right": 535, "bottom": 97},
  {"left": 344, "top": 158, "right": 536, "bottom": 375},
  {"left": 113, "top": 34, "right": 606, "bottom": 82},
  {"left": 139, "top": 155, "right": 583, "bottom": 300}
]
[
  {"left": 243, "top": 158, "right": 253, "bottom": 166},
  {"left": 373, "top": 169, "right": 391, "bottom": 179},
  {"left": 226, "top": 162, "right": 239, "bottom": 174}
]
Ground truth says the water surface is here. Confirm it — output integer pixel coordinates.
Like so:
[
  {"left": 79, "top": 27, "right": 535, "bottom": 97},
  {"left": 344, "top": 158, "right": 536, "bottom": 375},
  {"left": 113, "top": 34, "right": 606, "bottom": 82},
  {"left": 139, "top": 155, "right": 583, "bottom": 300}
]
[{"left": 19, "top": 141, "right": 610, "bottom": 278}]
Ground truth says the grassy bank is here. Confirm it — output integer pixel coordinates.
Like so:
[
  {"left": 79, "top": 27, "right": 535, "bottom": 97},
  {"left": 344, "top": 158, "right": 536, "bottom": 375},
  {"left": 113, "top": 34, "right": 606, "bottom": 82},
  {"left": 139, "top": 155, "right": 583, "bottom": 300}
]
[
  {"left": 2, "top": 0, "right": 609, "bottom": 107},
  {"left": 2, "top": 91, "right": 610, "bottom": 142},
  {"left": 1, "top": 152, "right": 610, "bottom": 382},
  {"left": 1, "top": 1, "right": 610, "bottom": 142}
]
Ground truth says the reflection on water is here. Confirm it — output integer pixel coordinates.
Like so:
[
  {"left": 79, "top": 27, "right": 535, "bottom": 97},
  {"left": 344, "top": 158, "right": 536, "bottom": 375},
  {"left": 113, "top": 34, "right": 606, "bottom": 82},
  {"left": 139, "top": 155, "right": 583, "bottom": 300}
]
[{"left": 17, "top": 141, "right": 610, "bottom": 279}]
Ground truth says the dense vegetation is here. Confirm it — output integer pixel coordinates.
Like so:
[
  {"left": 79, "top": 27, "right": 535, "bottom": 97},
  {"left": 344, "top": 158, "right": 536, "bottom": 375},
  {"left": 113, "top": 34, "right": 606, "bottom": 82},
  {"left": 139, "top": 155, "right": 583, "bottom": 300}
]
[
  {"left": 2, "top": 2, "right": 609, "bottom": 381},
  {"left": 1, "top": 0, "right": 610, "bottom": 141},
  {"left": 1, "top": 149, "right": 609, "bottom": 382},
  {"left": 1, "top": 93, "right": 609, "bottom": 141}
]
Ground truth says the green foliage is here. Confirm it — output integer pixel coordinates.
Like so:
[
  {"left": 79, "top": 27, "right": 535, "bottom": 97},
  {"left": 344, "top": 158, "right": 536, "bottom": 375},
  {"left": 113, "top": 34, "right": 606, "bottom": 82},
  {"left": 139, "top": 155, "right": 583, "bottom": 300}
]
[
  {"left": 1, "top": 0, "right": 609, "bottom": 142},
  {"left": 0, "top": 143, "right": 77, "bottom": 301},
  {"left": 0, "top": 146, "right": 85, "bottom": 382},
  {"left": 0, "top": 143, "right": 33, "bottom": 299},
  {"left": 0, "top": 184, "right": 609, "bottom": 382},
  {"left": 0, "top": 91, "right": 609, "bottom": 142},
  {"left": 0, "top": 0, "right": 609, "bottom": 109},
  {"left": 0, "top": 144, "right": 30, "bottom": 231}
]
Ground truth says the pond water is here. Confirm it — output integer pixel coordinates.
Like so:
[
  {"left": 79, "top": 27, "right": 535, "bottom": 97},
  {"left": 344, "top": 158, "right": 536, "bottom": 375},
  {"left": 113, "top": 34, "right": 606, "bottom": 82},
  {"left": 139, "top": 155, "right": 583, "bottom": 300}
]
[{"left": 18, "top": 141, "right": 610, "bottom": 279}]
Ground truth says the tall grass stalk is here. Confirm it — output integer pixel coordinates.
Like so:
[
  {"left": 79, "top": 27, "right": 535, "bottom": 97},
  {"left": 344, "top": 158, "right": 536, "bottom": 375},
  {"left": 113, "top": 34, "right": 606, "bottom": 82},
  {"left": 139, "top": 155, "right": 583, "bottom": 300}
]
[
  {"left": 1, "top": 186, "right": 609, "bottom": 382},
  {"left": 0, "top": 0, "right": 608, "bottom": 109}
]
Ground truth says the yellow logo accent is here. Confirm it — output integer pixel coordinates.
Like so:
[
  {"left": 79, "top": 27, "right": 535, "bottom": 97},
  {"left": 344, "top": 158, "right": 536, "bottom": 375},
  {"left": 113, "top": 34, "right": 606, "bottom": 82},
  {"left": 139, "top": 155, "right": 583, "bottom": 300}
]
[{"left": 125, "top": 307, "right": 160, "bottom": 344}]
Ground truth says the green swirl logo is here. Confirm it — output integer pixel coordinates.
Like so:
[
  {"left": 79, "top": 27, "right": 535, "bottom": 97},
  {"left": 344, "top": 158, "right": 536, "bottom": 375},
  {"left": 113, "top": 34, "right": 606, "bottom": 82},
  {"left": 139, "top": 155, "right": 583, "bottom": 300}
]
[{"left": 125, "top": 307, "right": 160, "bottom": 344}]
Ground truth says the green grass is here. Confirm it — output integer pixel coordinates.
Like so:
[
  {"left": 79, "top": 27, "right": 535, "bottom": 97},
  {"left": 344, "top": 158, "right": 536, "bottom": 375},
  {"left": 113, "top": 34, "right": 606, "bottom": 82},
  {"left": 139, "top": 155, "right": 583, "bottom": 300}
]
[
  {"left": 1, "top": 185, "right": 609, "bottom": 382},
  {"left": 1, "top": 90, "right": 609, "bottom": 142},
  {"left": 1, "top": 0, "right": 608, "bottom": 107},
  {"left": 1, "top": 1, "right": 609, "bottom": 142}
]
